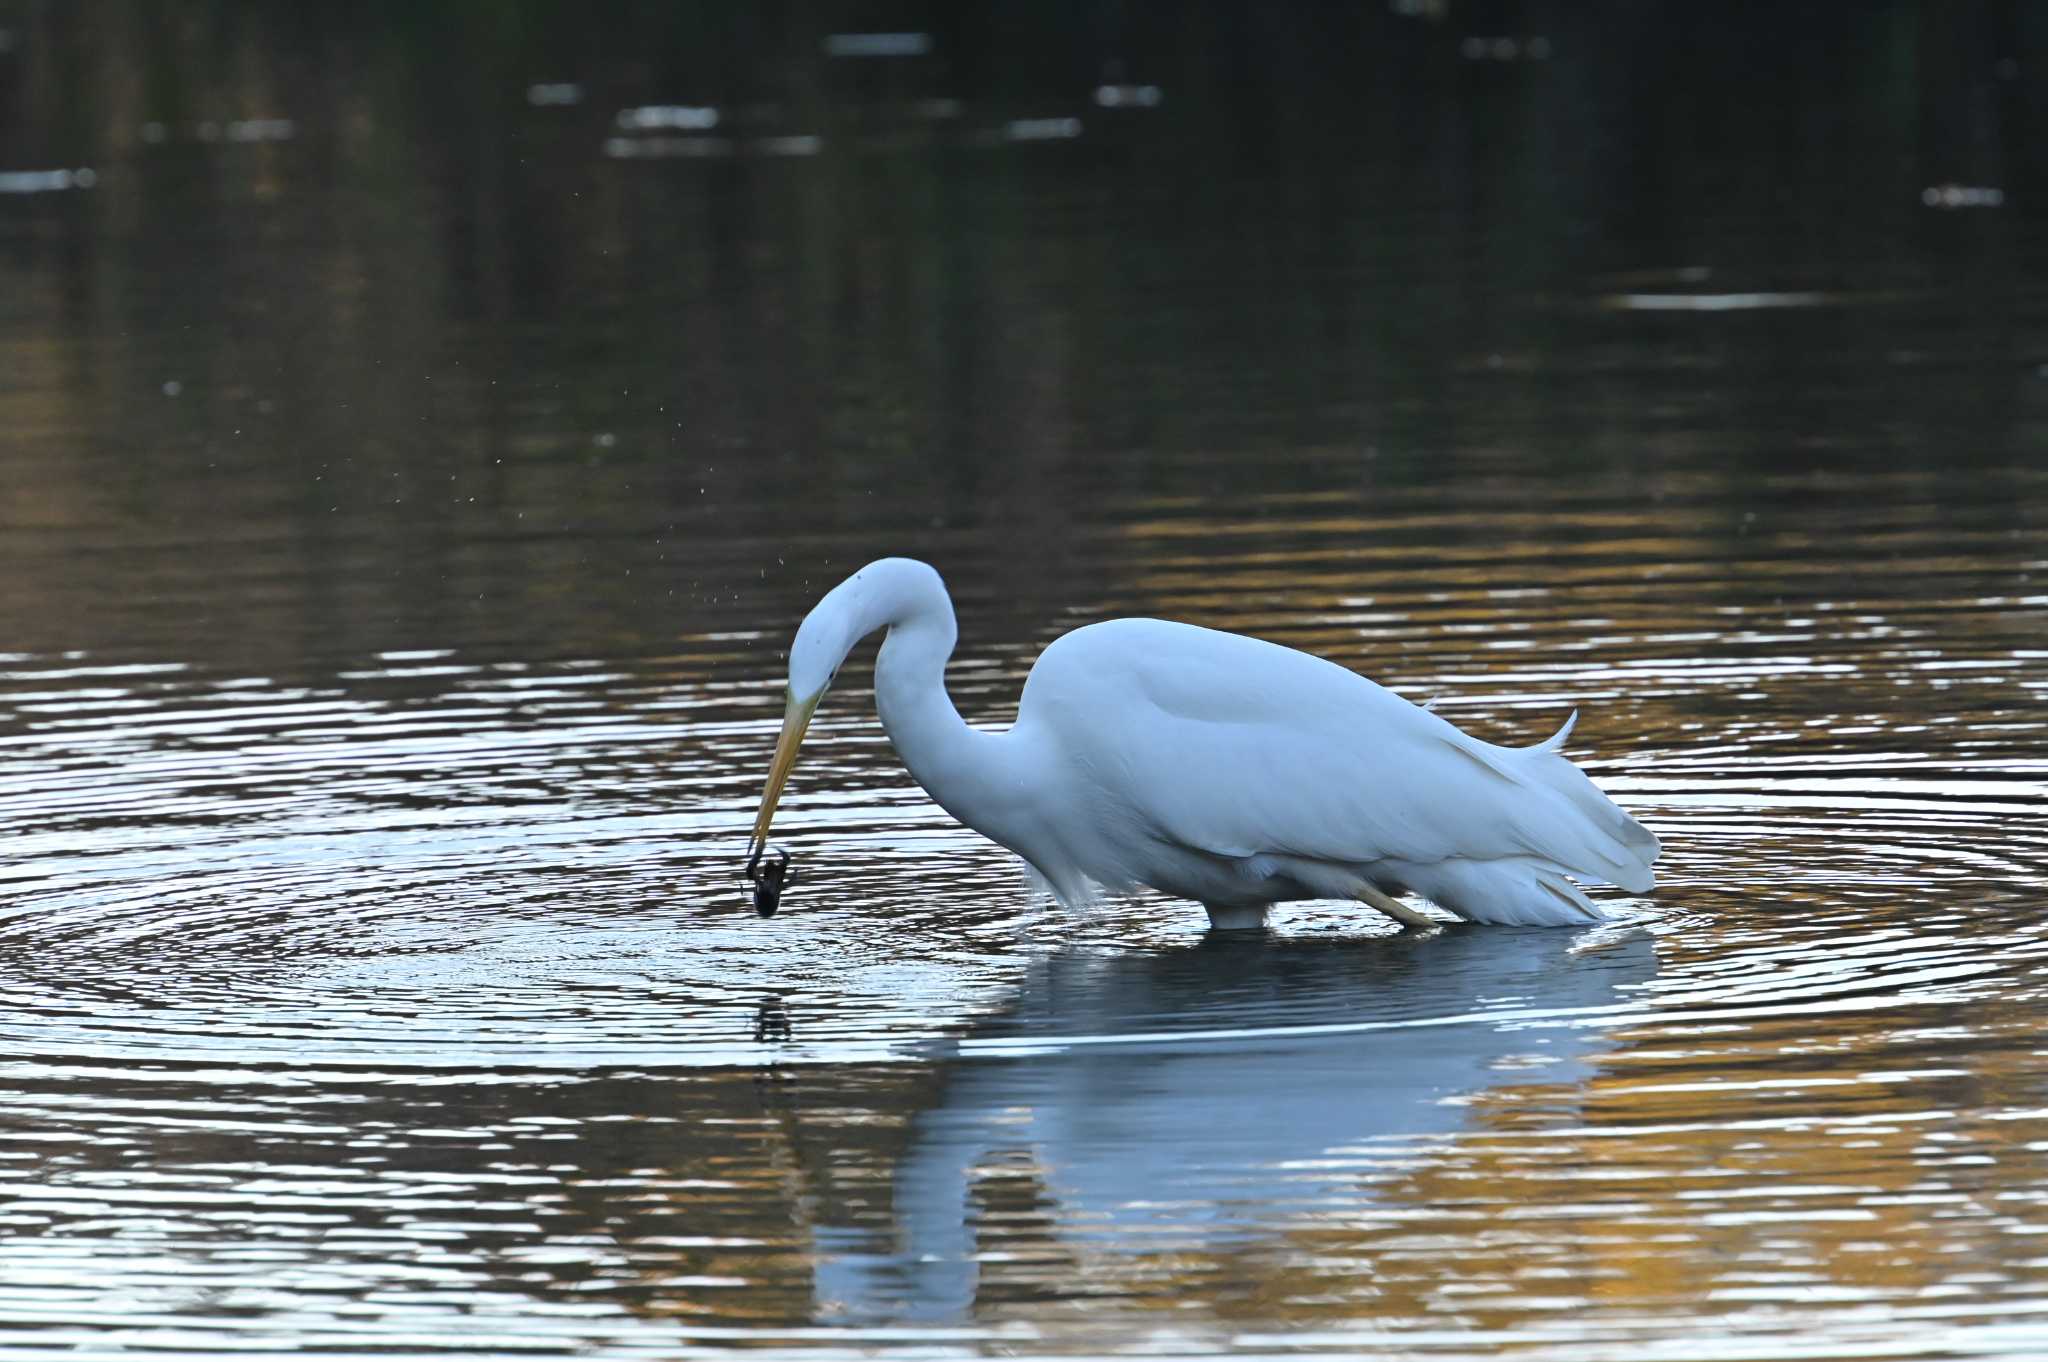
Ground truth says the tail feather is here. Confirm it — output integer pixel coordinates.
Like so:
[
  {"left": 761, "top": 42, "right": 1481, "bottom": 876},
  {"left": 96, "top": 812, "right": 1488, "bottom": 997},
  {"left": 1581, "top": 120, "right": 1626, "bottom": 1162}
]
[
  {"left": 1531, "top": 708, "right": 1578, "bottom": 754},
  {"left": 1394, "top": 708, "right": 1657, "bottom": 925},
  {"left": 1399, "top": 857, "right": 1605, "bottom": 927},
  {"left": 1504, "top": 712, "right": 1659, "bottom": 894}
]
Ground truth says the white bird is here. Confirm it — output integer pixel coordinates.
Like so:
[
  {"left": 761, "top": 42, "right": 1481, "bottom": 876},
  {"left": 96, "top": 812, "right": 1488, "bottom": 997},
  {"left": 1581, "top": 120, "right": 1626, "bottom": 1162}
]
[{"left": 749, "top": 558, "right": 1658, "bottom": 930}]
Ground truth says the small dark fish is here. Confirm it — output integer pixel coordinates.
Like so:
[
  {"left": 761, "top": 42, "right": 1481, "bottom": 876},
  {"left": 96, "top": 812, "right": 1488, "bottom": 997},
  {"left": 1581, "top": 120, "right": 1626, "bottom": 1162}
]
[{"left": 743, "top": 842, "right": 794, "bottom": 917}]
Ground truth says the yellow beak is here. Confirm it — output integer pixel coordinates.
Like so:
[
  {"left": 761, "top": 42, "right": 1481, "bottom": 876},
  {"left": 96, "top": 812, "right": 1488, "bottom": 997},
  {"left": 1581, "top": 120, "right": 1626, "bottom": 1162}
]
[{"left": 749, "top": 689, "right": 819, "bottom": 860}]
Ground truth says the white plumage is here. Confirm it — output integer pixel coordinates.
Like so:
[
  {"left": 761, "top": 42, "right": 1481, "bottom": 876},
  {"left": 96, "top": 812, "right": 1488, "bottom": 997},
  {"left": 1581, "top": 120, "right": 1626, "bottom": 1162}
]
[{"left": 749, "top": 557, "right": 1658, "bottom": 929}]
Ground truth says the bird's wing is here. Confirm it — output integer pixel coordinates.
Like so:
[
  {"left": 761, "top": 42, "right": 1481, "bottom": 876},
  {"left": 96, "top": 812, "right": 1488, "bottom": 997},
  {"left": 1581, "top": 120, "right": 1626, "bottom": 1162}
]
[{"left": 1021, "top": 619, "right": 1656, "bottom": 888}]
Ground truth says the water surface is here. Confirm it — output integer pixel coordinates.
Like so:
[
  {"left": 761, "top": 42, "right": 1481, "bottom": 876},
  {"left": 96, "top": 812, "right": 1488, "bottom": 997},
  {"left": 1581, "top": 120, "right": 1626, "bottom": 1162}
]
[{"left": 3, "top": 4, "right": 2048, "bottom": 1358}]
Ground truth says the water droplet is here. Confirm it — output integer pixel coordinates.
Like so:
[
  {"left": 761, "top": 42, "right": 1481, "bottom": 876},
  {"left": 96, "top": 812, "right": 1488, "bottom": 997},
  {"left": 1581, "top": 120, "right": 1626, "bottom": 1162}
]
[
  {"left": 1005, "top": 117, "right": 1082, "bottom": 142},
  {"left": 1093, "top": 84, "right": 1164, "bottom": 108},
  {"left": 824, "top": 32, "right": 932, "bottom": 58},
  {"left": 613, "top": 105, "right": 719, "bottom": 132},
  {"left": 526, "top": 82, "right": 584, "bottom": 107}
]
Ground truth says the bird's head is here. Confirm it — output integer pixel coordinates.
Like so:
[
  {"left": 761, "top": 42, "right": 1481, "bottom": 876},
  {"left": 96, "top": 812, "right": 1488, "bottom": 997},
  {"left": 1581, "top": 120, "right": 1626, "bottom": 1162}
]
[
  {"left": 750, "top": 562, "right": 925, "bottom": 862},
  {"left": 785, "top": 581, "right": 858, "bottom": 703}
]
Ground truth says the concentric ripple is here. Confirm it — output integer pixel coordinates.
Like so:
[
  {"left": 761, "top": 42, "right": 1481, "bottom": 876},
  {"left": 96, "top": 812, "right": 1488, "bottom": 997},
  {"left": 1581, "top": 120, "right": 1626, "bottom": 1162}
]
[
  {"left": 3, "top": 463, "right": 2046, "bottom": 1358},
  {"left": 6, "top": 11, "right": 2048, "bottom": 1353},
  {"left": 0, "top": 656, "right": 1046, "bottom": 1070}
]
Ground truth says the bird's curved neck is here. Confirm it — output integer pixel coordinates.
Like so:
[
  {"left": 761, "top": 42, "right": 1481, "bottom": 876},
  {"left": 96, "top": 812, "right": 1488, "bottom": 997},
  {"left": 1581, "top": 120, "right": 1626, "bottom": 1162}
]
[{"left": 870, "top": 587, "right": 1008, "bottom": 832}]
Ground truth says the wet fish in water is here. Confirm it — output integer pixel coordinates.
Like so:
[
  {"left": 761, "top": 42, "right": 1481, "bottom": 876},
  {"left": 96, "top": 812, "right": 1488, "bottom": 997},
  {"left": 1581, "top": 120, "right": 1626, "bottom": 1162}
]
[{"left": 744, "top": 843, "right": 793, "bottom": 917}]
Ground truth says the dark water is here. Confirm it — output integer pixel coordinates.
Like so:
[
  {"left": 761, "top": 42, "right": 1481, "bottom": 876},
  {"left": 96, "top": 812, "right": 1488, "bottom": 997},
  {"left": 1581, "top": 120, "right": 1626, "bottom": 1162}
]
[{"left": 4, "top": 3, "right": 2048, "bottom": 1357}]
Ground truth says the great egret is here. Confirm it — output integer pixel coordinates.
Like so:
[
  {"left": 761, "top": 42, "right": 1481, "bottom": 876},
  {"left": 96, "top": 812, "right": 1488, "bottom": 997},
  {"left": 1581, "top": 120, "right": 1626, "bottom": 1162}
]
[{"left": 749, "top": 558, "right": 1658, "bottom": 930}]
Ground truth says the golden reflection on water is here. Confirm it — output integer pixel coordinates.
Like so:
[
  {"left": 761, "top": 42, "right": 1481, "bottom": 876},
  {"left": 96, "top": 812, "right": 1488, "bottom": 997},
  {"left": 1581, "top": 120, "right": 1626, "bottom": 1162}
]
[
  {"left": 2, "top": 439, "right": 2045, "bottom": 1357},
  {"left": 5, "top": 4, "right": 2048, "bottom": 1357}
]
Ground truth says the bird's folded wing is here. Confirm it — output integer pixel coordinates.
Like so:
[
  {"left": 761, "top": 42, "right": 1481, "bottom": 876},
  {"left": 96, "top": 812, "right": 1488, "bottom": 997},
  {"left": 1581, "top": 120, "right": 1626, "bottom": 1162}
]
[{"left": 1029, "top": 620, "right": 1654, "bottom": 888}]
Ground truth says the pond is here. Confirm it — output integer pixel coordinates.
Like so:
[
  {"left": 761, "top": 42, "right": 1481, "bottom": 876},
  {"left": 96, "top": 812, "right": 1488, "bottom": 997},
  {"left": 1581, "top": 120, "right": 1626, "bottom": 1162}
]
[{"left": 2, "top": 4, "right": 2046, "bottom": 1358}]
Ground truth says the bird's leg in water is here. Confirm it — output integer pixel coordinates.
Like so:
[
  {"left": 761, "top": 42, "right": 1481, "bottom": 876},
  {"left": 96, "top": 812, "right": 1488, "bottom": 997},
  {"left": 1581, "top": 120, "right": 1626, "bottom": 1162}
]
[
  {"left": 1357, "top": 885, "right": 1440, "bottom": 930},
  {"left": 1203, "top": 903, "right": 1269, "bottom": 932}
]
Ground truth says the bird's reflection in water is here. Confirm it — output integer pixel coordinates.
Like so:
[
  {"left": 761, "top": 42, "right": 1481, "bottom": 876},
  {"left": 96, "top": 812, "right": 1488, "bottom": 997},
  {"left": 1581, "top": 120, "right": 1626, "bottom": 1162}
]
[{"left": 812, "top": 925, "right": 1658, "bottom": 1322}]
